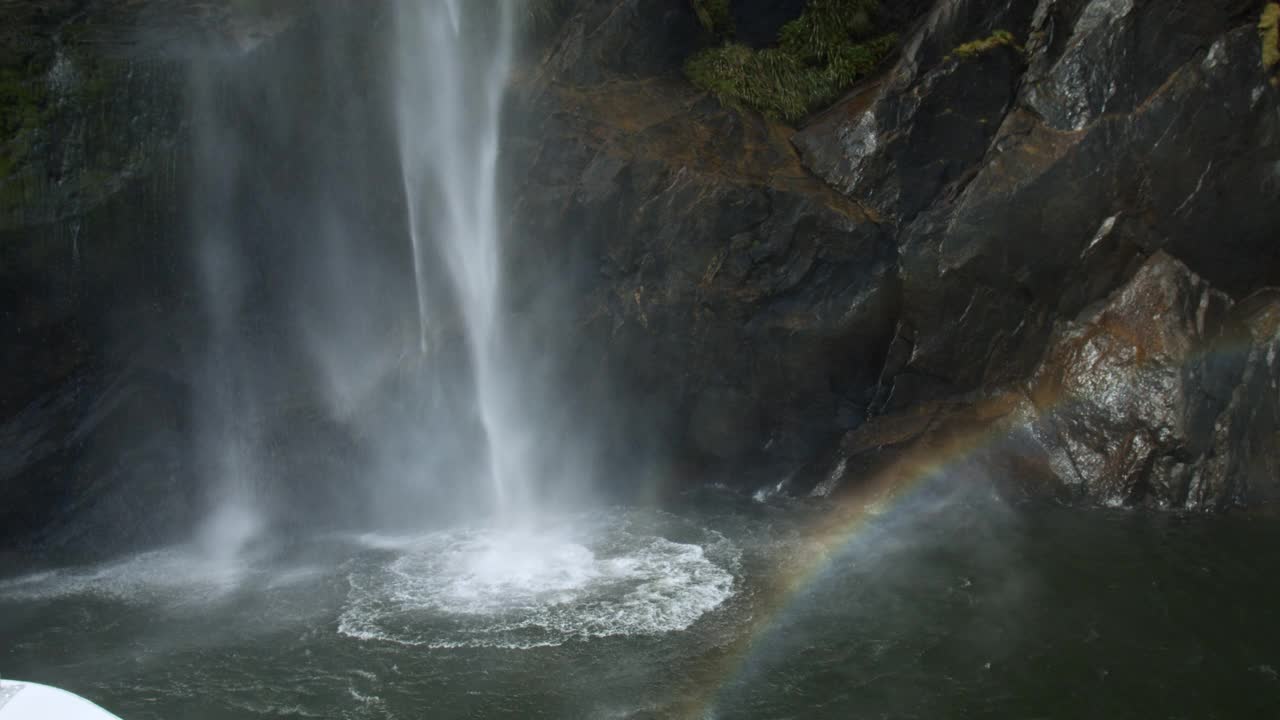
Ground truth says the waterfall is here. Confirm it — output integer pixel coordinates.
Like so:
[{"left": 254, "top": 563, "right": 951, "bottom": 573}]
[
  {"left": 394, "top": 1, "right": 528, "bottom": 520},
  {"left": 183, "top": 1, "right": 549, "bottom": 558}
]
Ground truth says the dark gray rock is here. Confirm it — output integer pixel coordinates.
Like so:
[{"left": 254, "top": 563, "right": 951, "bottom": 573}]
[
  {"left": 533, "top": 0, "right": 706, "bottom": 86},
  {"left": 794, "top": 0, "right": 1036, "bottom": 222},
  {"left": 514, "top": 0, "right": 1280, "bottom": 505},
  {"left": 805, "top": 254, "right": 1280, "bottom": 510},
  {"left": 1025, "top": 252, "right": 1245, "bottom": 508},
  {"left": 508, "top": 67, "right": 897, "bottom": 482},
  {"left": 819, "top": 0, "right": 1280, "bottom": 412},
  {"left": 1200, "top": 290, "right": 1280, "bottom": 507}
]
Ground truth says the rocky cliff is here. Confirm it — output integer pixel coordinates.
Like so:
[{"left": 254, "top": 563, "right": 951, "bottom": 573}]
[{"left": 509, "top": 0, "right": 1280, "bottom": 507}]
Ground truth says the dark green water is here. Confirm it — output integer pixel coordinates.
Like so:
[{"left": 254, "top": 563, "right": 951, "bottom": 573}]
[{"left": 2, "top": 489, "right": 1279, "bottom": 719}]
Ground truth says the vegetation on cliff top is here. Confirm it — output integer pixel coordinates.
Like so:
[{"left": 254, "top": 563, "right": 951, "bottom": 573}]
[{"left": 684, "top": 0, "right": 896, "bottom": 123}]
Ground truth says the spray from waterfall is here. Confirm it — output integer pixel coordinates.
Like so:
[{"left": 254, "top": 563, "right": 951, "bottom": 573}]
[
  {"left": 188, "top": 66, "right": 265, "bottom": 569},
  {"left": 181, "top": 1, "right": 575, "bottom": 559}
]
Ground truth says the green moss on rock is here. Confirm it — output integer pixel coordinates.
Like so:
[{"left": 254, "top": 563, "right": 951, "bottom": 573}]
[
  {"left": 951, "top": 30, "right": 1021, "bottom": 60},
  {"left": 1260, "top": 4, "right": 1280, "bottom": 73},
  {"left": 686, "top": 34, "right": 894, "bottom": 122},
  {"left": 685, "top": 0, "right": 895, "bottom": 122}
]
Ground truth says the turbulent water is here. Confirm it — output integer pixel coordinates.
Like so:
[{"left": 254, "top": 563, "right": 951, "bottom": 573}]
[{"left": 3, "top": 490, "right": 1280, "bottom": 719}]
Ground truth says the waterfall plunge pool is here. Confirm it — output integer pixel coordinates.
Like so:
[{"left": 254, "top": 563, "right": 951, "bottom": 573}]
[{"left": 2, "top": 494, "right": 1279, "bottom": 719}]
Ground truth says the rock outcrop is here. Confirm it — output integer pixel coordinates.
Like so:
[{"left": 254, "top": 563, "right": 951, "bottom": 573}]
[
  {"left": 807, "top": 253, "right": 1280, "bottom": 509},
  {"left": 1027, "top": 253, "right": 1246, "bottom": 508},
  {"left": 798, "top": 0, "right": 1280, "bottom": 408}
]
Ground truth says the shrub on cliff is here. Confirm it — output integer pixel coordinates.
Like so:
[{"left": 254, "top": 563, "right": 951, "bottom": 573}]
[{"left": 684, "top": 0, "right": 895, "bottom": 123}]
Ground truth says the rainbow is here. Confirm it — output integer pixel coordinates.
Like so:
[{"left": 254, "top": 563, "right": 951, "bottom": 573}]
[
  {"left": 676, "top": 397, "right": 1025, "bottom": 718},
  {"left": 675, "top": 325, "right": 1265, "bottom": 718}
]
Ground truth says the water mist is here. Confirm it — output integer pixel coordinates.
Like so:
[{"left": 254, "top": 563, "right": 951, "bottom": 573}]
[
  {"left": 188, "top": 62, "right": 267, "bottom": 571},
  {"left": 393, "top": 0, "right": 532, "bottom": 524}
]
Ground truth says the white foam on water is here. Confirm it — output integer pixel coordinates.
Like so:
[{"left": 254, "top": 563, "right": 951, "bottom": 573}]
[
  {"left": 0, "top": 542, "right": 315, "bottom": 606},
  {"left": 0, "top": 550, "right": 244, "bottom": 604},
  {"left": 0, "top": 511, "right": 738, "bottom": 651},
  {"left": 338, "top": 521, "right": 737, "bottom": 649}
]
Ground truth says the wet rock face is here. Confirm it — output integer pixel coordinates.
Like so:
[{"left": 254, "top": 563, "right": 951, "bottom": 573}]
[
  {"left": 510, "top": 0, "right": 903, "bottom": 481},
  {"left": 794, "top": 0, "right": 1035, "bottom": 222},
  {"left": 537, "top": 0, "right": 707, "bottom": 85},
  {"left": 793, "top": 0, "right": 1280, "bottom": 411},
  {"left": 806, "top": 254, "right": 1280, "bottom": 510},
  {"left": 514, "top": 0, "right": 1280, "bottom": 502},
  {"left": 763, "top": 0, "right": 1279, "bottom": 508},
  {"left": 1214, "top": 292, "right": 1280, "bottom": 506},
  {"left": 1024, "top": 253, "right": 1277, "bottom": 509},
  {"left": 508, "top": 74, "right": 898, "bottom": 481}
]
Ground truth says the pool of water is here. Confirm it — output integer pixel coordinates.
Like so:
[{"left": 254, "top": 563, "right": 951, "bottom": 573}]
[{"left": 3, "top": 485, "right": 1279, "bottom": 719}]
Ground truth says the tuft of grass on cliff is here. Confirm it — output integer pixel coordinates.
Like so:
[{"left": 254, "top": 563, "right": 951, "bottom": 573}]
[
  {"left": 777, "top": 0, "right": 876, "bottom": 60},
  {"left": 684, "top": 0, "right": 896, "bottom": 123},
  {"left": 950, "top": 30, "right": 1021, "bottom": 60},
  {"left": 1260, "top": 3, "right": 1280, "bottom": 77}
]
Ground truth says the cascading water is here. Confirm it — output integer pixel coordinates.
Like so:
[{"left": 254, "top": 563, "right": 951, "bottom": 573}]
[{"left": 393, "top": 0, "right": 531, "bottom": 522}]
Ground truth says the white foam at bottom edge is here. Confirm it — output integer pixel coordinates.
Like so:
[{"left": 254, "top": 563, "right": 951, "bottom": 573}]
[{"left": 338, "top": 523, "right": 736, "bottom": 649}]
